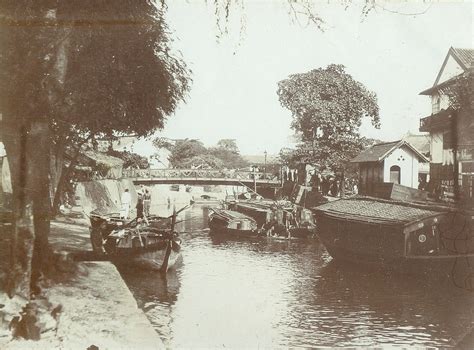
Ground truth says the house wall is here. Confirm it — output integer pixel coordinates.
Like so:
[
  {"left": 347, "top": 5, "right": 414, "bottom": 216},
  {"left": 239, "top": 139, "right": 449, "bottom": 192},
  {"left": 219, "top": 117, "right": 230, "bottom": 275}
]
[
  {"left": 436, "top": 53, "right": 464, "bottom": 86},
  {"left": 430, "top": 131, "right": 444, "bottom": 163},
  {"left": 358, "top": 162, "right": 384, "bottom": 195},
  {"left": 383, "top": 147, "right": 419, "bottom": 188}
]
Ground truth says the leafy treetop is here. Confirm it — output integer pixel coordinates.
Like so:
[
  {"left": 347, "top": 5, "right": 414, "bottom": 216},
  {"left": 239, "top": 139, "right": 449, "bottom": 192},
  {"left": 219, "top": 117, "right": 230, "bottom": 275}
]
[
  {"left": 154, "top": 138, "right": 248, "bottom": 169},
  {"left": 0, "top": 0, "right": 190, "bottom": 139},
  {"left": 277, "top": 64, "right": 380, "bottom": 170}
]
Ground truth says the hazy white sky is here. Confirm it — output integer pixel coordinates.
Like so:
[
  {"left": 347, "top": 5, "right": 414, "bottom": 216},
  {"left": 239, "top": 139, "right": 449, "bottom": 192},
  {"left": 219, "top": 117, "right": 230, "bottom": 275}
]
[{"left": 153, "top": 0, "right": 472, "bottom": 155}]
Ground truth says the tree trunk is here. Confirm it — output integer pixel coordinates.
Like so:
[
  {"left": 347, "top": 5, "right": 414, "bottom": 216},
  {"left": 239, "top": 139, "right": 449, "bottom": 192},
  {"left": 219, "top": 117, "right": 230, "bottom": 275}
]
[
  {"left": 51, "top": 135, "right": 91, "bottom": 216},
  {"left": 29, "top": 122, "right": 52, "bottom": 295},
  {"left": 50, "top": 134, "right": 66, "bottom": 207},
  {"left": 2, "top": 121, "right": 51, "bottom": 299},
  {"left": 2, "top": 124, "right": 35, "bottom": 299}
]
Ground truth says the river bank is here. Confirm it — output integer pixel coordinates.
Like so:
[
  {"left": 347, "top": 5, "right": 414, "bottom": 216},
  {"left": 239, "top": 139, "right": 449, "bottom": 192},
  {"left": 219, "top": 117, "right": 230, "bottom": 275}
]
[
  {"left": 0, "top": 221, "right": 165, "bottom": 350},
  {"left": 70, "top": 179, "right": 235, "bottom": 224}
]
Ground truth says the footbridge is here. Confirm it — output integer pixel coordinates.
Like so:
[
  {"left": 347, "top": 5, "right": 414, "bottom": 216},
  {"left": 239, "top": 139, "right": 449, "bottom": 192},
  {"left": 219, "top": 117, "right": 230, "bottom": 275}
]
[{"left": 122, "top": 168, "right": 282, "bottom": 187}]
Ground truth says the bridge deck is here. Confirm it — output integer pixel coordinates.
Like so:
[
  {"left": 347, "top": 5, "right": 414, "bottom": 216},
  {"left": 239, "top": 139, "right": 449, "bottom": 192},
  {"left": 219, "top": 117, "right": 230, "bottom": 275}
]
[
  {"left": 123, "top": 169, "right": 282, "bottom": 187},
  {"left": 131, "top": 177, "right": 281, "bottom": 187}
]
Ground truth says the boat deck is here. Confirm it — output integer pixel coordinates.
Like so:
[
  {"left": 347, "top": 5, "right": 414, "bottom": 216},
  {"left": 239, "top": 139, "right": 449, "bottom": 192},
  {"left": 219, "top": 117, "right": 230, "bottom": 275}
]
[
  {"left": 313, "top": 197, "right": 445, "bottom": 224},
  {"left": 211, "top": 209, "right": 256, "bottom": 221}
]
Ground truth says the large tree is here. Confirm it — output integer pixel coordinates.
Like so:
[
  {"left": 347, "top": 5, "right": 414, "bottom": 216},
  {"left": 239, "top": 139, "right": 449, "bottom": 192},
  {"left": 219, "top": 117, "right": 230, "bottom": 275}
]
[
  {"left": 208, "top": 139, "right": 248, "bottom": 169},
  {"left": 277, "top": 64, "right": 380, "bottom": 174},
  {"left": 167, "top": 139, "right": 208, "bottom": 168},
  {"left": 161, "top": 138, "right": 248, "bottom": 169},
  {"left": 0, "top": 1, "right": 190, "bottom": 301}
]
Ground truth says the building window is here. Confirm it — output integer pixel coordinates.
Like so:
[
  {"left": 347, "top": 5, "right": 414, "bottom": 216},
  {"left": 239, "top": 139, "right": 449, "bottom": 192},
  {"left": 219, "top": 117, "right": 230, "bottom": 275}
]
[
  {"left": 390, "top": 165, "right": 401, "bottom": 184},
  {"left": 432, "top": 95, "right": 441, "bottom": 114}
]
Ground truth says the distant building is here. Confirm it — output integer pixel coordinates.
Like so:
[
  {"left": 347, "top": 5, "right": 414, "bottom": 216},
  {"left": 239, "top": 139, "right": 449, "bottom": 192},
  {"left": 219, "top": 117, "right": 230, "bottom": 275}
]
[
  {"left": 402, "top": 132, "right": 431, "bottom": 182},
  {"left": 418, "top": 47, "right": 473, "bottom": 203},
  {"left": 99, "top": 135, "right": 171, "bottom": 168},
  {"left": 351, "top": 140, "right": 429, "bottom": 196}
]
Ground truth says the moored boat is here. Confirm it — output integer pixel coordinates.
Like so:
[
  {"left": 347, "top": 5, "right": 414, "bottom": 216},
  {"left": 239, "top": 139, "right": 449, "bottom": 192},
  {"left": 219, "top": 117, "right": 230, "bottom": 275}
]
[
  {"left": 208, "top": 208, "right": 259, "bottom": 236},
  {"left": 230, "top": 200, "right": 316, "bottom": 239},
  {"left": 89, "top": 210, "right": 182, "bottom": 272},
  {"left": 312, "top": 196, "right": 474, "bottom": 276}
]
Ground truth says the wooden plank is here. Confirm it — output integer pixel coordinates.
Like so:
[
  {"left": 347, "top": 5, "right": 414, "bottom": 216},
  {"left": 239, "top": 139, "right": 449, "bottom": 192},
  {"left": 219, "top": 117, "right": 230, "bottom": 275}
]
[{"left": 374, "top": 182, "right": 428, "bottom": 202}]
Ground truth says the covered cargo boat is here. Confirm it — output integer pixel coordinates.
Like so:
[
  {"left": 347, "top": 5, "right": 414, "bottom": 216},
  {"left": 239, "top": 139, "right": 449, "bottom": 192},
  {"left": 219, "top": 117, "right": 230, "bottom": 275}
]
[
  {"left": 312, "top": 196, "right": 474, "bottom": 275},
  {"left": 231, "top": 200, "right": 316, "bottom": 239},
  {"left": 208, "top": 209, "right": 259, "bottom": 236}
]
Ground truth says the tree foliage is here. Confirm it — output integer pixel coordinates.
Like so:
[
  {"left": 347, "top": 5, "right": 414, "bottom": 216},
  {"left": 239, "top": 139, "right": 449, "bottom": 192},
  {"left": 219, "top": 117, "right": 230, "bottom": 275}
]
[
  {"left": 277, "top": 64, "right": 380, "bottom": 170},
  {"left": 445, "top": 70, "right": 473, "bottom": 113},
  {"left": 0, "top": 1, "right": 190, "bottom": 301},
  {"left": 160, "top": 138, "right": 248, "bottom": 169},
  {"left": 167, "top": 139, "right": 208, "bottom": 167},
  {"left": 0, "top": 1, "right": 190, "bottom": 139},
  {"left": 208, "top": 139, "right": 248, "bottom": 169}
]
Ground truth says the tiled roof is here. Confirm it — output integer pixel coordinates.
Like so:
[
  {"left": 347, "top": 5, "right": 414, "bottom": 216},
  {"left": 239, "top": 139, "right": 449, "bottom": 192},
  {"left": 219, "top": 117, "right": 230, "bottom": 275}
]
[
  {"left": 82, "top": 149, "right": 124, "bottom": 168},
  {"left": 452, "top": 47, "right": 474, "bottom": 69},
  {"left": 313, "top": 197, "right": 442, "bottom": 224},
  {"left": 351, "top": 141, "right": 399, "bottom": 163},
  {"left": 351, "top": 140, "right": 429, "bottom": 163}
]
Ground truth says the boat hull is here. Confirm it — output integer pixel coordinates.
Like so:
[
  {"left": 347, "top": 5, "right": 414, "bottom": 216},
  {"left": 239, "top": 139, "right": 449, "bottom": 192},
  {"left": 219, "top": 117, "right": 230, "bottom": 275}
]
[
  {"left": 89, "top": 210, "right": 183, "bottom": 272},
  {"left": 111, "top": 246, "right": 181, "bottom": 271},
  {"left": 313, "top": 197, "right": 474, "bottom": 277},
  {"left": 106, "top": 239, "right": 182, "bottom": 271},
  {"left": 321, "top": 241, "right": 472, "bottom": 277},
  {"left": 208, "top": 220, "right": 259, "bottom": 237}
]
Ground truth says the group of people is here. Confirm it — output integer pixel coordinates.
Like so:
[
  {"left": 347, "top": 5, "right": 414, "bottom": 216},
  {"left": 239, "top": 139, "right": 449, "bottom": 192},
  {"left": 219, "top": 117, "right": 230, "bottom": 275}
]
[
  {"left": 309, "top": 174, "right": 359, "bottom": 197},
  {"left": 120, "top": 185, "right": 152, "bottom": 220},
  {"left": 282, "top": 166, "right": 299, "bottom": 183}
]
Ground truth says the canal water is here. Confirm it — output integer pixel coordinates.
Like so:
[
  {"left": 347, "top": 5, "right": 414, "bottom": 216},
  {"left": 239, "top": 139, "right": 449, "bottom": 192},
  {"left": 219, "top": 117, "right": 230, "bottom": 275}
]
[{"left": 120, "top": 204, "right": 474, "bottom": 348}]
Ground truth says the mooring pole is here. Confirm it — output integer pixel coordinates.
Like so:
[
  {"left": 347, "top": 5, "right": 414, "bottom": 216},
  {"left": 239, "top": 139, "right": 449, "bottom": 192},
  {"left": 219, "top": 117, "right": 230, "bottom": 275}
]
[
  {"left": 253, "top": 167, "right": 257, "bottom": 194},
  {"left": 264, "top": 150, "right": 267, "bottom": 181}
]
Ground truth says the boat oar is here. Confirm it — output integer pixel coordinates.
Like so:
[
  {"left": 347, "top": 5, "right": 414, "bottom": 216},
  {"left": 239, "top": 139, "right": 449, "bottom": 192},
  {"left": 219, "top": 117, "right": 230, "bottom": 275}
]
[
  {"left": 160, "top": 206, "right": 177, "bottom": 274},
  {"left": 165, "top": 204, "right": 190, "bottom": 219}
]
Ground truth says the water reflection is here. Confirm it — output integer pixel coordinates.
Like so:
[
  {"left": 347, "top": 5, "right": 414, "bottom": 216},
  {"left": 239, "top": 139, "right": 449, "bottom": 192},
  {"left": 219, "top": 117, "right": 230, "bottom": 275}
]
[{"left": 120, "top": 204, "right": 474, "bottom": 348}]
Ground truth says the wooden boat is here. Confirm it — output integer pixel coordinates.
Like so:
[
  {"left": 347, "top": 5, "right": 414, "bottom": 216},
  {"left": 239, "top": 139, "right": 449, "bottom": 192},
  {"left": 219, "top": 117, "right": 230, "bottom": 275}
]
[
  {"left": 89, "top": 210, "right": 182, "bottom": 272},
  {"left": 230, "top": 200, "right": 316, "bottom": 239},
  {"left": 312, "top": 196, "right": 474, "bottom": 275},
  {"left": 208, "top": 208, "right": 259, "bottom": 236}
]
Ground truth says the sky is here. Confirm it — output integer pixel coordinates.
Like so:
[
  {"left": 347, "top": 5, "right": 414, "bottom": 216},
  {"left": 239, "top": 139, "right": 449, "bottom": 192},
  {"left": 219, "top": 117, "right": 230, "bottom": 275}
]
[{"left": 148, "top": 0, "right": 472, "bottom": 155}]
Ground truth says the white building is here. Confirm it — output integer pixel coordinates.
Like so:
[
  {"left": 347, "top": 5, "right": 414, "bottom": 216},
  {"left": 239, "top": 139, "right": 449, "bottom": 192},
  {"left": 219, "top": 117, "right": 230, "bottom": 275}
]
[{"left": 351, "top": 140, "right": 429, "bottom": 196}]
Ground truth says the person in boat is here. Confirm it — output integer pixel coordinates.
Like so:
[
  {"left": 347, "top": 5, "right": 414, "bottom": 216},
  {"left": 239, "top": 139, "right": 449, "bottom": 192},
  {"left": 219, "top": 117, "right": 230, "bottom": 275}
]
[
  {"left": 136, "top": 194, "right": 144, "bottom": 220},
  {"left": 121, "top": 188, "right": 131, "bottom": 219},
  {"left": 143, "top": 188, "right": 151, "bottom": 217},
  {"left": 329, "top": 179, "right": 339, "bottom": 197},
  {"left": 321, "top": 176, "right": 330, "bottom": 196}
]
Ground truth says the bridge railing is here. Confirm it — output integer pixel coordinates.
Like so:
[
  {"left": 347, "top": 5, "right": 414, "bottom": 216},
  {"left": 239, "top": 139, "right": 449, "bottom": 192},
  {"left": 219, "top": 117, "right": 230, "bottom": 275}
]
[{"left": 122, "top": 168, "right": 280, "bottom": 182}]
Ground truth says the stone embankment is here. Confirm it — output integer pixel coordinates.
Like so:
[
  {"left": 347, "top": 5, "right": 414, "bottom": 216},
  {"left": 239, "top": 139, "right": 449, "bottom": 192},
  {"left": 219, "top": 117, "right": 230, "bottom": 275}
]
[{"left": 0, "top": 221, "right": 165, "bottom": 350}]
